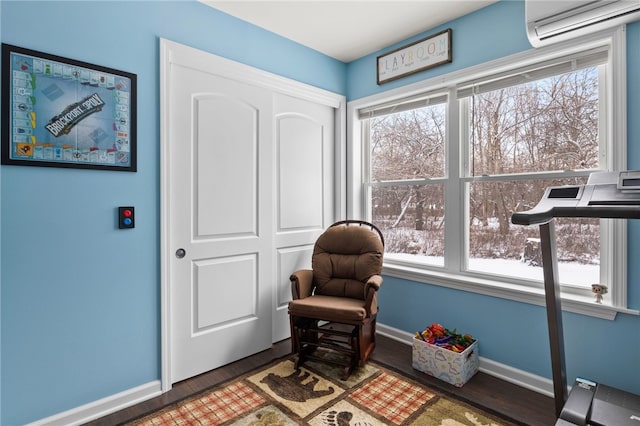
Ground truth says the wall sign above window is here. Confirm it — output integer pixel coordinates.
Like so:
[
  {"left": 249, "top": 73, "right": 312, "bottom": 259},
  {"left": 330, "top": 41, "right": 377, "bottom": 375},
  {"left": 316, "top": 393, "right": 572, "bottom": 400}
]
[
  {"left": 1, "top": 43, "right": 137, "bottom": 171},
  {"left": 377, "top": 29, "right": 452, "bottom": 85}
]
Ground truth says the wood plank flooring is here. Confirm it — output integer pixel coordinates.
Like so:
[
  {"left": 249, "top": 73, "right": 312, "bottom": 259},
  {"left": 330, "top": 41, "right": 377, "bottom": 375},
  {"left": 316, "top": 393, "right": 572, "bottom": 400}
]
[{"left": 83, "top": 335, "right": 556, "bottom": 425}]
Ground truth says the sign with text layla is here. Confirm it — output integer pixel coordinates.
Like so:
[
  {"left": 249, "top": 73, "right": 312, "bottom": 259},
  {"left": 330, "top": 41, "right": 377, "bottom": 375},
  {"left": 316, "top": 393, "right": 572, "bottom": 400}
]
[
  {"left": 1, "top": 44, "right": 137, "bottom": 171},
  {"left": 377, "top": 29, "right": 452, "bottom": 85}
]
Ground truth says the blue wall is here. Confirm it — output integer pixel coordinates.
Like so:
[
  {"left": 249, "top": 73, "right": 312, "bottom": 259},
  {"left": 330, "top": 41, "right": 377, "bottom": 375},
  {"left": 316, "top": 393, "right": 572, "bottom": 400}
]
[
  {"left": 0, "top": 1, "right": 345, "bottom": 425},
  {"left": 348, "top": 0, "right": 640, "bottom": 404},
  {"left": 347, "top": 1, "right": 529, "bottom": 100},
  {"left": 1, "top": 0, "right": 638, "bottom": 424}
]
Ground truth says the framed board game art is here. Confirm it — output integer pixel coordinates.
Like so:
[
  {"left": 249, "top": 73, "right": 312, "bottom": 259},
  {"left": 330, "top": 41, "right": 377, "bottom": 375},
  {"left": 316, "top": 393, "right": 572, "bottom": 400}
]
[{"left": 1, "top": 44, "right": 137, "bottom": 171}]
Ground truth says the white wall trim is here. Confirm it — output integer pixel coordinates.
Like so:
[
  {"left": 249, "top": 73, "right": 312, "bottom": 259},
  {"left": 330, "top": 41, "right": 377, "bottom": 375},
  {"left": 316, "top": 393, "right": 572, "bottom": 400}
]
[
  {"left": 160, "top": 38, "right": 342, "bottom": 109},
  {"left": 382, "top": 263, "right": 639, "bottom": 320},
  {"left": 26, "top": 381, "right": 161, "bottom": 426},
  {"left": 376, "top": 323, "right": 555, "bottom": 398}
]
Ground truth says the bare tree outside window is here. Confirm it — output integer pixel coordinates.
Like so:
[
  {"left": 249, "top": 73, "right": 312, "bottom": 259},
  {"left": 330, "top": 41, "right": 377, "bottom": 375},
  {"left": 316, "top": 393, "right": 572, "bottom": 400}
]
[
  {"left": 369, "top": 103, "right": 446, "bottom": 266},
  {"left": 367, "top": 67, "right": 600, "bottom": 287},
  {"left": 467, "top": 68, "right": 599, "bottom": 286}
]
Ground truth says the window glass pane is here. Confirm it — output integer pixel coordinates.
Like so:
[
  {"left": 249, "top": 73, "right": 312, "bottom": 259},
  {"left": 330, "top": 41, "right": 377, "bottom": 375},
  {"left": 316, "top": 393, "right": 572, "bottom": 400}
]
[
  {"left": 468, "top": 67, "right": 599, "bottom": 176},
  {"left": 467, "top": 178, "right": 599, "bottom": 288},
  {"left": 371, "top": 184, "right": 444, "bottom": 266},
  {"left": 370, "top": 103, "right": 445, "bottom": 181}
]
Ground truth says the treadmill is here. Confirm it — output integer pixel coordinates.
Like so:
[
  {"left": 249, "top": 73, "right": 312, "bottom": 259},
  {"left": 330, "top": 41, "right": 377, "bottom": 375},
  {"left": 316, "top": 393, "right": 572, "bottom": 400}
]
[{"left": 511, "top": 171, "right": 640, "bottom": 425}]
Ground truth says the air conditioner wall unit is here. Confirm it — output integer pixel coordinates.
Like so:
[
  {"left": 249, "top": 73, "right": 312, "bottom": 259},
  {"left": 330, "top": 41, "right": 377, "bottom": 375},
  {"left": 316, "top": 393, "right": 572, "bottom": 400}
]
[{"left": 526, "top": 0, "right": 640, "bottom": 47}]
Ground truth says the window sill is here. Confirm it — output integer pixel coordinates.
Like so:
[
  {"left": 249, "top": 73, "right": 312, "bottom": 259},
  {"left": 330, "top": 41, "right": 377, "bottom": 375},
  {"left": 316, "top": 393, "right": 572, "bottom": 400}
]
[{"left": 382, "top": 263, "right": 639, "bottom": 320}]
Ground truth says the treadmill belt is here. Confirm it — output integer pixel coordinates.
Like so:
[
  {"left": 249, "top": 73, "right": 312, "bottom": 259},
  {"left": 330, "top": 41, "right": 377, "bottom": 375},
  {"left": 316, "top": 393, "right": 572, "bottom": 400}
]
[{"left": 590, "top": 385, "right": 640, "bottom": 426}]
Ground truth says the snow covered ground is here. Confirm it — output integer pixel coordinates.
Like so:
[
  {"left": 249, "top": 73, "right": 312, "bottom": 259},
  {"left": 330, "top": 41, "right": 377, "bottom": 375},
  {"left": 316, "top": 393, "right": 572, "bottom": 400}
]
[{"left": 386, "top": 254, "right": 598, "bottom": 288}]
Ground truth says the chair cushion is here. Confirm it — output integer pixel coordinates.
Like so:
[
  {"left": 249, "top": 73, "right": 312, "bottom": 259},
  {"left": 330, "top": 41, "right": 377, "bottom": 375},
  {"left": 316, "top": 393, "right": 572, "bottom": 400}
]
[
  {"left": 313, "top": 225, "right": 383, "bottom": 299},
  {"left": 288, "top": 295, "right": 370, "bottom": 322}
]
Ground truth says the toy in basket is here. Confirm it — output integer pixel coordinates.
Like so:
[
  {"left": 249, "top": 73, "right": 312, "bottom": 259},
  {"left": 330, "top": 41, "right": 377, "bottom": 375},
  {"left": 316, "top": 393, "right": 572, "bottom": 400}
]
[{"left": 412, "top": 323, "right": 479, "bottom": 387}]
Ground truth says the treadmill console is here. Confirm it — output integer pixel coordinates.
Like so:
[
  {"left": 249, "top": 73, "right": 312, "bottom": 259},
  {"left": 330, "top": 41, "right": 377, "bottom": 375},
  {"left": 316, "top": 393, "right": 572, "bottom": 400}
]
[
  {"left": 512, "top": 171, "right": 640, "bottom": 226},
  {"left": 617, "top": 171, "right": 640, "bottom": 190}
]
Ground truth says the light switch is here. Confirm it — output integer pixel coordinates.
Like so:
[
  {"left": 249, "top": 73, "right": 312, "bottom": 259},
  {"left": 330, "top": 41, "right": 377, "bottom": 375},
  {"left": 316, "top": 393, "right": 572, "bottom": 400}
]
[{"left": 118, "top": 206, "right": 135, "bottom": 229}]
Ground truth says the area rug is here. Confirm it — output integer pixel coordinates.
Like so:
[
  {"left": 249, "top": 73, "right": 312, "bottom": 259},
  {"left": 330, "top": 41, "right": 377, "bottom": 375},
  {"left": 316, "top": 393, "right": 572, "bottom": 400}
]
[{"left": 126, "top": 354, "right": 516, "bottom": 426}]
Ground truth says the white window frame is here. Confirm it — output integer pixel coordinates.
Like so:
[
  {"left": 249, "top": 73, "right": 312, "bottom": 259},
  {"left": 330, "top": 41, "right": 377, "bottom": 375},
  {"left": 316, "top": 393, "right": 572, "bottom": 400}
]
[{"left": 347, "top": 27, "right": 638, "bottom": 320}]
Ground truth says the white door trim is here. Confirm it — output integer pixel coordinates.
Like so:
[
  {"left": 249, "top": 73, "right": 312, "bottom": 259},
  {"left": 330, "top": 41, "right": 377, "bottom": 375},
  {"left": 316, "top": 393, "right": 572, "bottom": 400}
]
[{"left": 159, "top": 38, "right": 346, "bottom": 391}]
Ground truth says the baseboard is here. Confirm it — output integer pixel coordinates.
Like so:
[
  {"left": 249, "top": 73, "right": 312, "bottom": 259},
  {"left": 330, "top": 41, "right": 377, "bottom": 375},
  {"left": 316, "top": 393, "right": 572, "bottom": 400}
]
[
  {"left": 27, "top": 380, "right": 162, "bottom": 426},
  {"left": 28, "top": 324, "right": 554, "bottom": 425},
  {"left": 376, "top": 322, "right": 554, "bottom": 398}
]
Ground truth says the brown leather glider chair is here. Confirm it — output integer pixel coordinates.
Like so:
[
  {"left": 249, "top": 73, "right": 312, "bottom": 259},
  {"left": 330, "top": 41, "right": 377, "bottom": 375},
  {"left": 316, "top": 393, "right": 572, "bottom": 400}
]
[{"left": 288, "top": 220, "right": 384, "bottom": 379}]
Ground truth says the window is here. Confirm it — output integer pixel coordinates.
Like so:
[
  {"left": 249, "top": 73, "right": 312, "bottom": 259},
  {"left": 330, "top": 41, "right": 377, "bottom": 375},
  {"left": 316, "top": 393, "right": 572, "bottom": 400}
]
[
  {"left": 462, "top": 66, "right": 601, "bottom": 289},
  {"left": 351, "top": 30, "right": 628, "bottom": 316},
  {"left": 366, "top": 99, "right": 446, "bottom": 267}
]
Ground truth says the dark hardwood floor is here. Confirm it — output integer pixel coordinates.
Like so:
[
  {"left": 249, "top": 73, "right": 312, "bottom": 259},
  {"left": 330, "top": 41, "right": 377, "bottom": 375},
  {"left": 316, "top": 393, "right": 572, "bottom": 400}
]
[{"left": 84, "top": 335, "right": 556, "bottom": 425}]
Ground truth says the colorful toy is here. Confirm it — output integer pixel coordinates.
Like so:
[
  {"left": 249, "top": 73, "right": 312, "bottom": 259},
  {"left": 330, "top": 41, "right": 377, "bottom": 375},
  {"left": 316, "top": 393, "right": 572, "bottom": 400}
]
[{"left": 414, "top": 323, "right": 475, "bottom": 353}]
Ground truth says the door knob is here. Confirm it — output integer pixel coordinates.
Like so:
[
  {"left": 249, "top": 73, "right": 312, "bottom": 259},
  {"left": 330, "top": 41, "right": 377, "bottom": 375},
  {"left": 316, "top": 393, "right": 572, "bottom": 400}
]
[{"left": 175, "top": 248, "right": 186, "bottom": 259}]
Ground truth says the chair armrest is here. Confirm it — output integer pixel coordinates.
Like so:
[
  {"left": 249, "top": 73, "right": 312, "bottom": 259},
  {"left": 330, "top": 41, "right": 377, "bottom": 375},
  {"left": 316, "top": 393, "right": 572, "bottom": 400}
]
[
  {"left": 290, "top": 269, "right": 314, "bottom": 299},
  {"left": 366, "top": 274, "right": 383, "bottom": 292},
  {"left": 364, "top": 275, "right": 383, "bottom": 316}
]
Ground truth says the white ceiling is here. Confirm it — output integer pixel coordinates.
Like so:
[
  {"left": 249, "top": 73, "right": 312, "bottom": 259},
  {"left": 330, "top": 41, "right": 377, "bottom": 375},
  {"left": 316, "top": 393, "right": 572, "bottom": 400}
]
[{"left": 201, "top": 0, "right": 498, "bottom": 63}]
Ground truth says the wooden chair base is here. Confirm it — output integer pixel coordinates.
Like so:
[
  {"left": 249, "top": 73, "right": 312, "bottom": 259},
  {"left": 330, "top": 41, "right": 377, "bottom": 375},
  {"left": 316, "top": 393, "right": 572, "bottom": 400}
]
[{"left": 291, "top": 317, "right": 375, "bottom": 380}]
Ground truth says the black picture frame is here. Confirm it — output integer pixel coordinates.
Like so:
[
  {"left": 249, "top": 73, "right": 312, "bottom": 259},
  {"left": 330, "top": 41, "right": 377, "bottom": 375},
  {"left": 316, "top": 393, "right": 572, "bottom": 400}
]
[{"left": 1, "top": 43, "right": 137, "bottom": 171}]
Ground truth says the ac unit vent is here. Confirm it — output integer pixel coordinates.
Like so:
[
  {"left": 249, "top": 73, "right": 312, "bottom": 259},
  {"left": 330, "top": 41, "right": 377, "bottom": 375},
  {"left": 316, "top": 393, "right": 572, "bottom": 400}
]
[{"left": 526, "top": 0, "right": 640, "bottom": 47}]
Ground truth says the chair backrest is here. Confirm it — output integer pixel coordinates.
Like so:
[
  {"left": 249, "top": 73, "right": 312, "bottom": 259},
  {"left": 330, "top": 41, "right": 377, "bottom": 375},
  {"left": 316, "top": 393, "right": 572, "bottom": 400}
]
[{"left": 312, "top": 221, "right": 384, "bottom": 300}]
